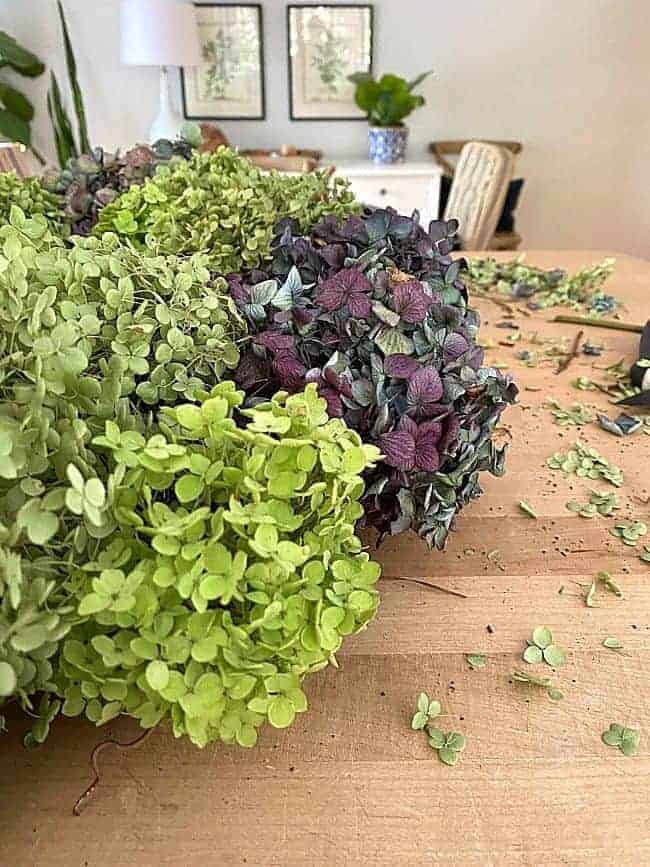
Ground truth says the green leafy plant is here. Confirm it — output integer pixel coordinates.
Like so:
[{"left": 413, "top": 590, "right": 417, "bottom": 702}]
[
  {"left": 523, "top": 626, "right": 565, "bottom": 667},
  {"left": 601, "top": 723, "right": 640, "bottom": 756},
  {"left": 47, "top": 1, "right": 91, "bottom": 168},
  {"left": 0, "top": 206, "right": 243, "bottom": 720},
  {"left": 56, "top": 383, "right": 382, "bottom": 747},
  {"left": 411, "top": 691, "right": 441, "bottom": 730},
  {"left": 427, "top": 728, "right": 466, "bottom": 766},
  {"left": 349, "top": 71, "right": 432, "bottom": 127},
  {"left": 0, "top": 30, "right": 45, "bottom": 162},
  {"left": 94, "top": 147, "right": 358, "bottom": 273}
]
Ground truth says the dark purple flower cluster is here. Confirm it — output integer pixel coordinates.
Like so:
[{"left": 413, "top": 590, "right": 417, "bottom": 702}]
[{"left": 229, "top": 208, "right": 517, "bottom": 548}]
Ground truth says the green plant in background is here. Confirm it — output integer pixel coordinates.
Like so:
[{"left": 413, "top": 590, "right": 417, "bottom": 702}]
[
  {"left": 348, "top": 71, "right": 432, "bottom": 126},
  {"left": 0, "top": 30, "right": 45, "bottom": 162},
  {"left": 94, "top": 147, "right": 358, "bottom": 272},
  {"left": 48, "top": 1, "right": 91, "bottom": 168},
  {"left": 0, "top": 171, "right": 66, "bottom": 235},
  {"left": 56, "top": 383, "right": 382, "bottom": 747},
  {"left": 0, "top": 206, "right": 244, "bottom": 723}
]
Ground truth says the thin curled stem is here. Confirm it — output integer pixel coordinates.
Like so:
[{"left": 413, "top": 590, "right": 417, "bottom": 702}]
[{"left": 73, "top": 726, "right": 155, "bottom": 816}]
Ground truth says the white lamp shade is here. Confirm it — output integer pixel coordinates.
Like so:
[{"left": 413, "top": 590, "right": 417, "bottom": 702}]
[{"left": 120, "top": 0, "right": 202, "bottom": 67}]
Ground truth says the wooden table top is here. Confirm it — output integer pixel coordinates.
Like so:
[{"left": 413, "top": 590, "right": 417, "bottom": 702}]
[{"left": 2, "top": 250, "right": 649, "bottom": 866}]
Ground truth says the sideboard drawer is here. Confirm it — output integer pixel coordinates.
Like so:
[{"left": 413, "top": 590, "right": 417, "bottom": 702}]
[
  {"left": 335, "top": 162, "right": 442, "bottom": 226},
  {"left": 349, "top": 175, "right": 424, "bottom": 213}
]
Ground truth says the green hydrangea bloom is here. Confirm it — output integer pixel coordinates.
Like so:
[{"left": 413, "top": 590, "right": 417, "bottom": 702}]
[
  {"left": 93, "top": 146, "right": 358, "bottom": 272},
  {"left": 0, "top": 206, "right": 244, "bottom": 717},
  {"left": 56, "top": 383, "right": 382, "bottom": 748},
  {"left": 0, "top": 171, "right": 67, "bottom": 237}
]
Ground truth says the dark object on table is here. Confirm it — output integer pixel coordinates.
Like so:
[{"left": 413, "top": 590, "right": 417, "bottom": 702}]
[
  {"left": 431, "top": 140, "right": 524, "bottom": 250},
  {"left": 618, "top": 320, "right": 650, "bottom": 407}
]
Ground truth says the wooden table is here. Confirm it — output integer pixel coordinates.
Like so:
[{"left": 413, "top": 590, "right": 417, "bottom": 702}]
[{"left": 2, "top": 251, "right": 649, "bottom": 866}]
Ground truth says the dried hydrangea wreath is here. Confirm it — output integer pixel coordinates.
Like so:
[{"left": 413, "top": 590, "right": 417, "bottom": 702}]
[{"left": 0, "top": 150, "right": 515, "bottom": 760}]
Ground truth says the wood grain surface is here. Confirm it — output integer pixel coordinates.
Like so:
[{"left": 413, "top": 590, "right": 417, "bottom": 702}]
[{"left": 2, "top": 251, "right": 649, "bottom": 866}]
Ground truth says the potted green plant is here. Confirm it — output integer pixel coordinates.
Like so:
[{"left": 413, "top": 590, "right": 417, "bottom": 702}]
[{"left": 349, "top": 71, "right": 432, "bottom": 164}]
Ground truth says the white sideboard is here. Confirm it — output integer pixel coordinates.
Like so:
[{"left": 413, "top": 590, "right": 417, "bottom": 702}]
[{"left": 333, "top": 159, "right": 443, "bottom": 227}]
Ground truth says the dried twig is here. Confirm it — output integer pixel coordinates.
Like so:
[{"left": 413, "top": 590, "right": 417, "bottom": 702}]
[
  {"left": 73, "top": 726, "right": 155, "bottom": 816},
  {"left": 553, "top": 314, "right": 643, "bottom": 334},
  {"left": 556, "top": 329, "right": 584, "bottom": 374},
  {"left": 470, "top": 290, "right": 516, "bottom": 315},
  {"left": 380, "top": 576, "right": 468, "bottom": 598}
]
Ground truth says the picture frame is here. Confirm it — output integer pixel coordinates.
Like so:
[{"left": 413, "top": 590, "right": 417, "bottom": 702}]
[
  {"left": 287, "top": 4, "right": 373, "bottom": 121},
  {"left": 181, "top": 3, "right": 265, "bottom": 121}
]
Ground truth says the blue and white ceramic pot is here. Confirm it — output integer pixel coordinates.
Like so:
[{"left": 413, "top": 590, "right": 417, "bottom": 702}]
[{"left": 367, "top": 125, "right": 409, "bottom": 164}]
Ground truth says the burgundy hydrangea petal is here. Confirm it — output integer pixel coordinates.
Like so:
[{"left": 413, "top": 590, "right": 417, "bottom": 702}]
[
  {"left": 397, "top": 416, "right": 418, "bottom": 437},
  {"left": 406, "top": 367, "right": 444, "bottom": 417},
  {"left": 347, "top": 292, "right": 373, "bottom": 318},
  {"left": 323, "top": 366, "right": 353, "bottom": 399},
  {"left": 384, "top": 354, "right": 420, "bottom": 379},
  {"left": 443, "top": 332, "right": 470, "bottom": 362},
  {"left": 292, "top": 306, "right": 316, "bottom": 327},
  {"left": 320, "top": 244, "right": 346, "bottom": 270},
  {"left": 273, "top": 353, "right": 306, "bottom": 390},
  {"left": 254, "top": 330, "right": 295, "bottom": 353},
  {"left": 414, "top": 438, "right": 440, "bottom": 473},
  {"left": 417, "top": 420, "right": 443, "bottom": 444},
  {"left": 318, "top": 385, "right": 344, "bottom": 417},
  {"left": 438, "top": 414, "right": 461, "bottom": 453},
  {"left": 391, "top": 281, "right": 433, "bottom": 323},
  {"left": 235, "top": 351, "right": 268, "bottom": 390},
  {"left": 228, "top": 276, "right": 250, "bottom": 308},
  {"left": 378, "top": 431, "right": 416, "bottom": 471},
  {"left": 315, "top": 267, "right": 371, "bottom": 312}
]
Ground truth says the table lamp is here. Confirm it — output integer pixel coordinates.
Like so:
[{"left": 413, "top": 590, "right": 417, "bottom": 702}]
[{"left": 120, "top": 0, "right": 201, "bottom": 142}]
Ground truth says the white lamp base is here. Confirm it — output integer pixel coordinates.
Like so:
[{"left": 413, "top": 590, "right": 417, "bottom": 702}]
[{"left": 149, "top": 66, "right": 184, "bottom": 143}]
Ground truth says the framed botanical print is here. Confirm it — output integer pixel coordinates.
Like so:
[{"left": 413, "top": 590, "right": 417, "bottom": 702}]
[
  {"left": 287, "top": 4, "right": 373, "bottom": 120},
  {"left": 181, "top": 4, "right": 265, "bottom": 120}
]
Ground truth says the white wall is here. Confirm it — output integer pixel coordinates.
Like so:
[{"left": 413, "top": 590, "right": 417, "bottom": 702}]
[{"left": 3, "top": 0, "right": 649, "bottom": 257}]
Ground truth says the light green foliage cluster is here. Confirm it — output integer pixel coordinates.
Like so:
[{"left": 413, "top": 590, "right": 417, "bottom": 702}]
[
  {"left": 0, "top": 206, "right": 243, "bottom": 717},
  {"left": 566, "top": 489, "right": 620, "bottom": 519},
  {"left": 602, "top": 723, "right": 640, "bottom": 756},
  {"left": 547, "top": 442, "right": 624, "bottom": 487},
  {"left": 466, "top": 256, "right": 616, "bottom": 313},
  {"left": 56, "top": 383, "right": 381, "bottom": 747},
  {"left": 410, "top": 691, "right": 466, "bottom": 766},
  {"left": 609, "top": 520, "right": 647, "bottom": 547},
  {"left": 93, "top": 147, "right": 358, "bottom": 273},
  {"left": 546, "top": 400, "right": 593, "bottom": 428},
  {"left": 0, "top": 172, "right": 67, "bottom": 236}
]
